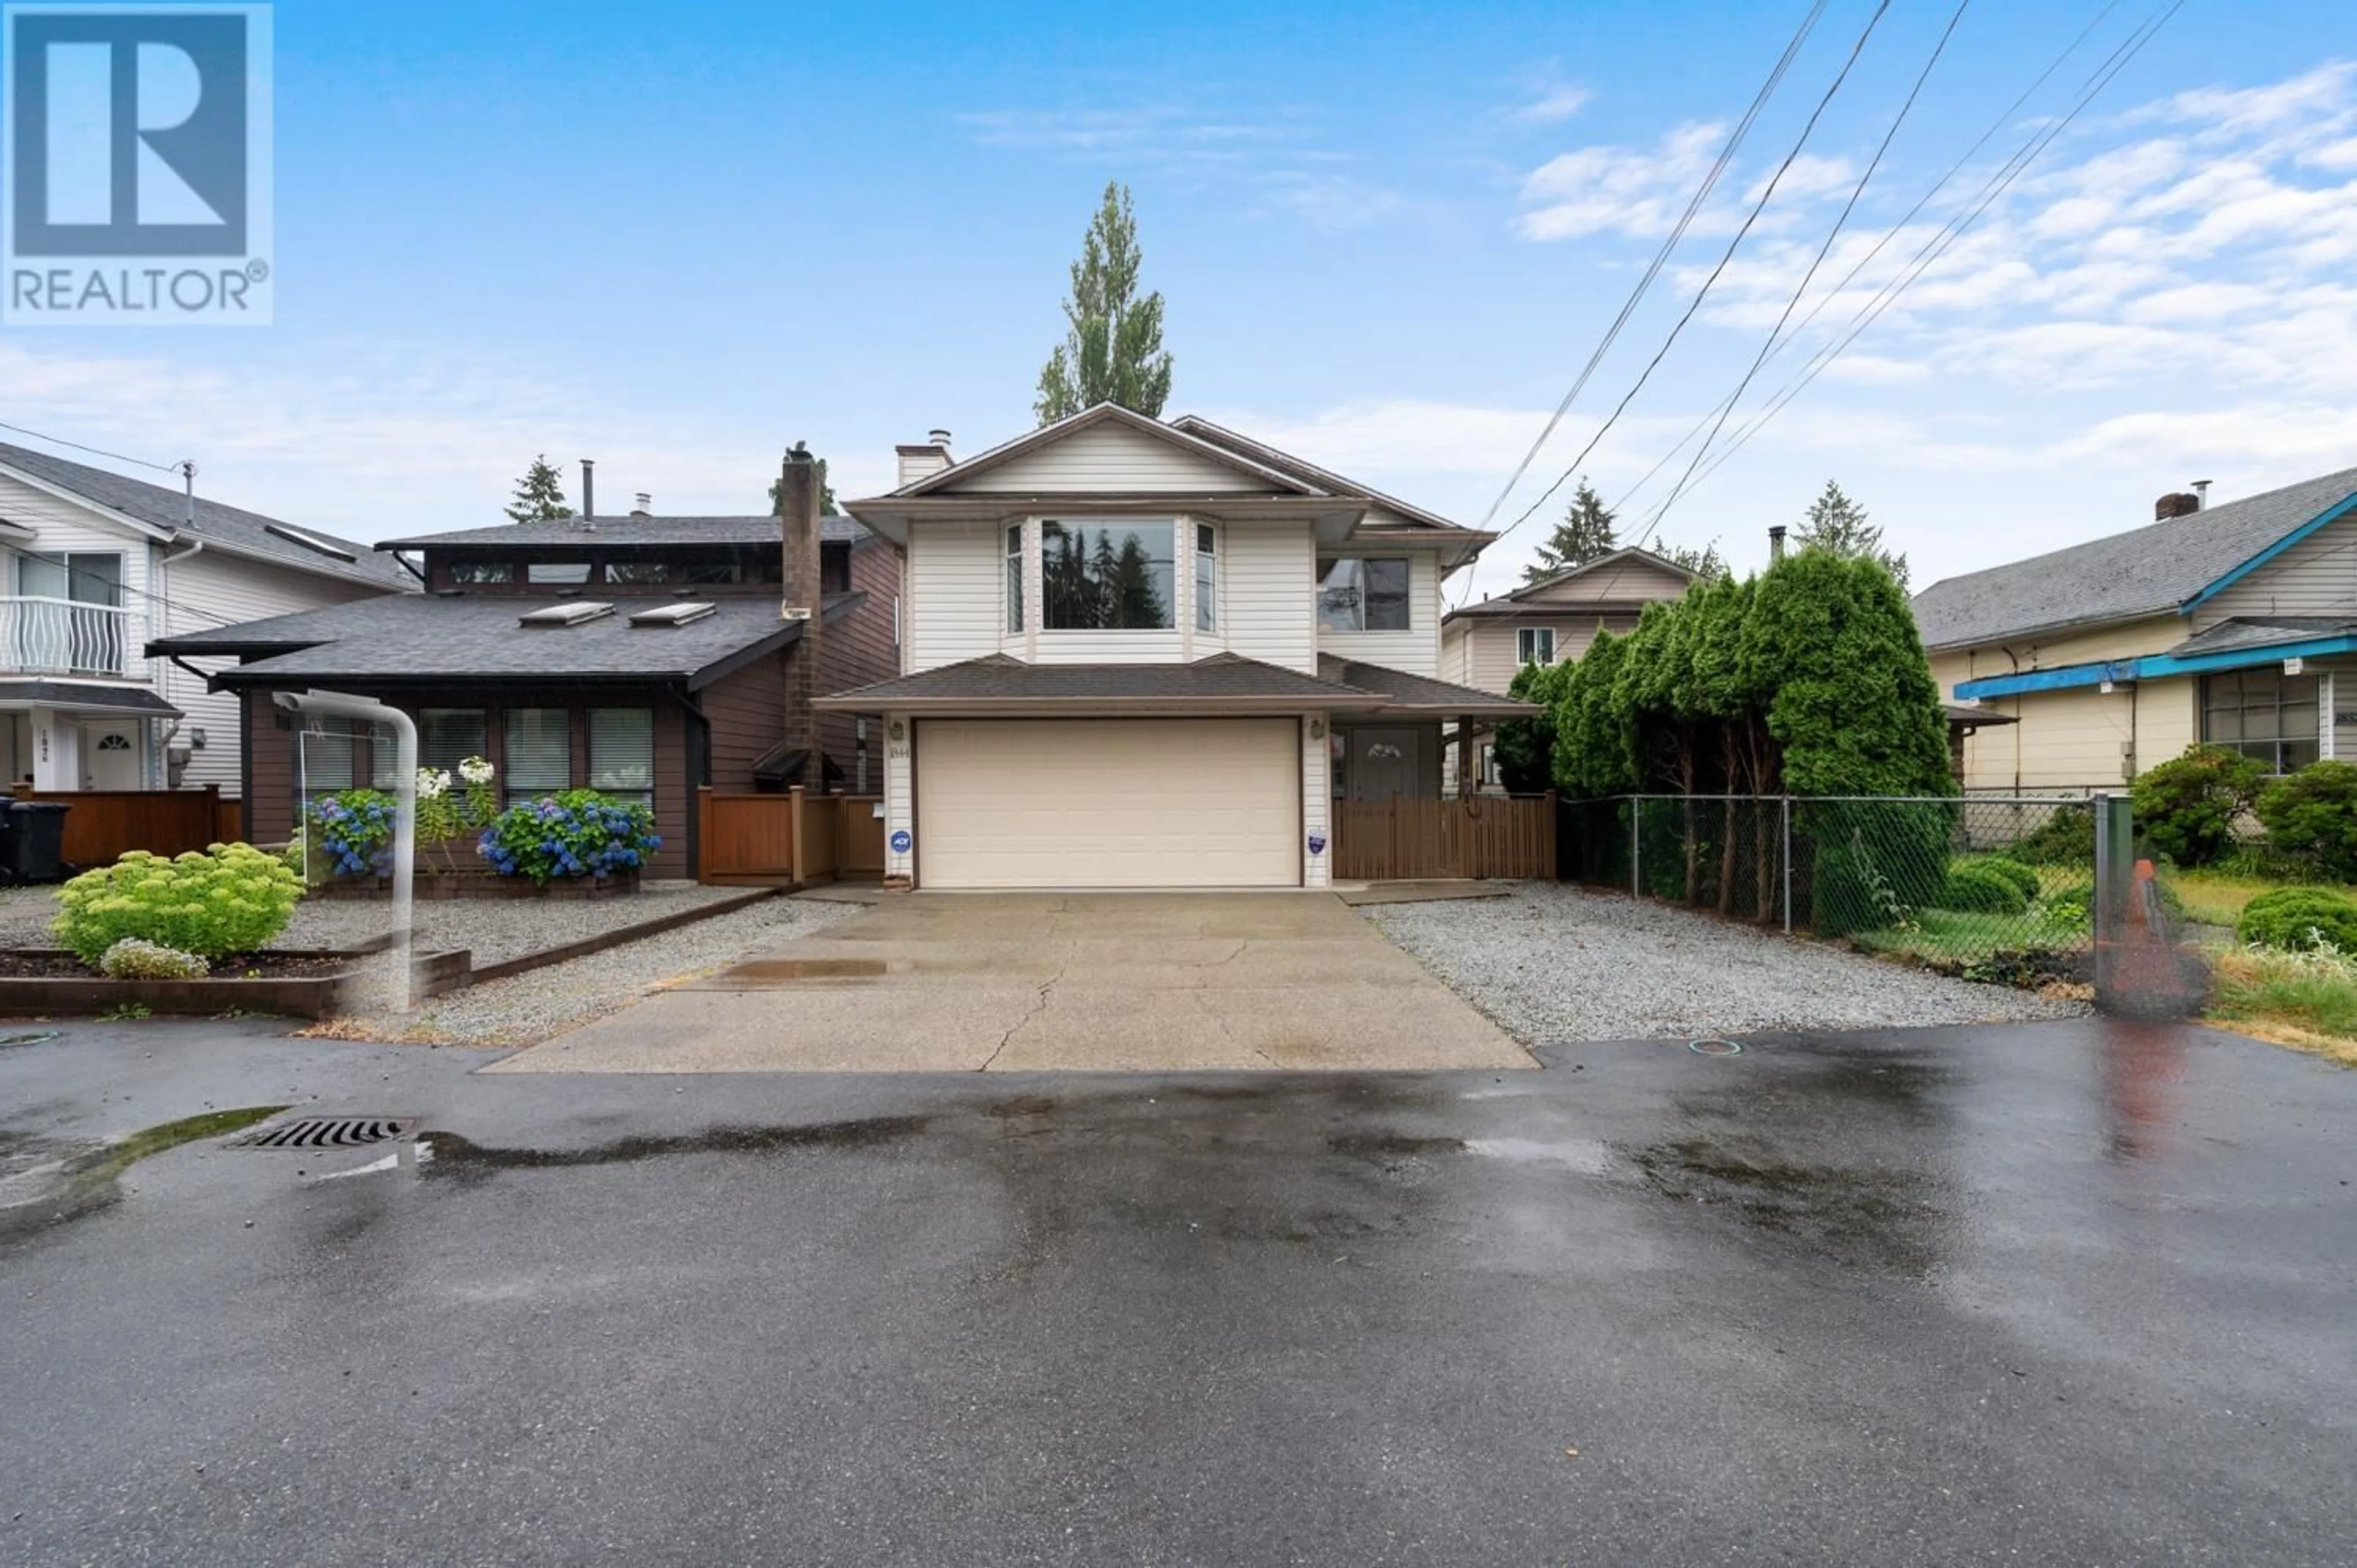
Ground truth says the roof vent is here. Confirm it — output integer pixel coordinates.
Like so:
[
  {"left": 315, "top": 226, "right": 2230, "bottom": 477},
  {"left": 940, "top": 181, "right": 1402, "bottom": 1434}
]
[
  {"left": 631, "top": 493, "right": 652, "bottom": 517},
  {"left": 519, "top": 601, "right": 616, "bottom": 628},
  {"left": 626, "top": 601, "right": 718, "bottom": 628}
]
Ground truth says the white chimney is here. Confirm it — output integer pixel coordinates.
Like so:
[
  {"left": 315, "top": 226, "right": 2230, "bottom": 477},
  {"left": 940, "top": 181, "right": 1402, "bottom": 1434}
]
[
  {"left": 630, "top": 492, "right": 652, "bottom": 517},
  {"left": 896, "top": 430, "right": 953, "bottom": 488}
]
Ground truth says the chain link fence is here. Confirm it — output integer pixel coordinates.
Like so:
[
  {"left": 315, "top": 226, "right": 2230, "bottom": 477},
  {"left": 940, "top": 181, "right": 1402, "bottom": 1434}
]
[{"left": 1561, "top": 794, "right": 2100, "bottom": 986}]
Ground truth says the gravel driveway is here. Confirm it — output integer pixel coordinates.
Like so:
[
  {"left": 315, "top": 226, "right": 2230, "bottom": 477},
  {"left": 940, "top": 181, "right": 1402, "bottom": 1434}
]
[{"left": 1363, "top": 882, "right": 2089, "bottom": 1045}]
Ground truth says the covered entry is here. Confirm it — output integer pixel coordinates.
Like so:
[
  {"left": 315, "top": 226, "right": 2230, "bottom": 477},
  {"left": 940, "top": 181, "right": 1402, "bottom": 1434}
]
[{"left": 916, "top": 717, "right": 1301, "bottom": 889}]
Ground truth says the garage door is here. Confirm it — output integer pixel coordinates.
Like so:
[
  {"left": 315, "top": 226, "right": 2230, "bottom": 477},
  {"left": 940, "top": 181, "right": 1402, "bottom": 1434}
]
[{"left": 916, "top": 717, "right": 1301, "bottom": 889}]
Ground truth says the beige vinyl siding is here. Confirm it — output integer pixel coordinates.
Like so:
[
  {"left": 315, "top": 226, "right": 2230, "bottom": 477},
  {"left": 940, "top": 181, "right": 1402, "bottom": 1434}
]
[
  {"left": 1929, "top": 616, "right": 2185, "bottom": 692},
  {"left": 1317, "top": 548, "right": 1441, "bottom": 676},
  {"left": 1522, "top": 557, "right": 1692, "bottom": 606},
  {"left": 158, "top": 549, "right": 382, "bottom": 795},
  {"left": 906, "top": 520, "right": 1002, "bottom": 673},
  {"left": 1223, "top": 522, "right": 1317, "bottom": 673},
  {"left": 1440, "top": 622, "right": 1471, "bottom": 686},
  {"left": 1461, "top": 612, "right": 1639, "bottom": 695},
  {"left": 914, "top": 717, "right": 1300, "bottom": 888},
  {"left": 0, "top": 470, "right": 159, "bottom": 671},
  {"left": 958, "top": 421, "right": 1267, "bottom": 493},
  {"left": 2195, "top": 512, "right": 2357, "bottom": 627},
  {"left": 883, "top": 710, "right": 913, "bottom": 882}
]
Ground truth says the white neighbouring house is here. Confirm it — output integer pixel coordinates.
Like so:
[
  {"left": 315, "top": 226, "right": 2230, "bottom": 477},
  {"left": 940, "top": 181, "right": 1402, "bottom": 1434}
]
[
  {"left": 822, "top": 404, "right": 1533, "bottom": 890},
  {"left": 0, "top": 441, "right": 412, "bottom": 802}
]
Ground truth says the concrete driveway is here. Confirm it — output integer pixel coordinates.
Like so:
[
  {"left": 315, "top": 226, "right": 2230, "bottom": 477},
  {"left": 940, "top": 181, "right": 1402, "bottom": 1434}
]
[{"left": 489, "top": 892, "right": 1535, "bottom": 1073}]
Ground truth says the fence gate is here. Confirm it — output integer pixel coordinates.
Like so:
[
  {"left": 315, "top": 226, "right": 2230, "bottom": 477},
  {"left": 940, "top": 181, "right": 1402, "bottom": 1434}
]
[{"left": 1329, "top": 794, "right": 1555, "bottom": 881}]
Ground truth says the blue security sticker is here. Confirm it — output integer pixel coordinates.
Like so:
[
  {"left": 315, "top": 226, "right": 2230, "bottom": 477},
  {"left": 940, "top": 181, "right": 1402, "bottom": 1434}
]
[
  {"left": 889, "top": 829, "right": 912, "bottom": 854},
  {"left": 1306, "top": 833, "right": 1327, "bottom": 855}
]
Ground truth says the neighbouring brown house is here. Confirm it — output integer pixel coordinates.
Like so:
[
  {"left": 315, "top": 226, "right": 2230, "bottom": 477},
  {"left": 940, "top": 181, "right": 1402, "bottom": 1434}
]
[{"left": 146, "top": 460, "right": 901, "bottom": 879}]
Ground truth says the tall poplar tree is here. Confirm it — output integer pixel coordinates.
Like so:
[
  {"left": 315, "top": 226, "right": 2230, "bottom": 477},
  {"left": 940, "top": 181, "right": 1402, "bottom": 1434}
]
[{"left": 1034, "top": 182, "right": 1174, "bottom": 424}]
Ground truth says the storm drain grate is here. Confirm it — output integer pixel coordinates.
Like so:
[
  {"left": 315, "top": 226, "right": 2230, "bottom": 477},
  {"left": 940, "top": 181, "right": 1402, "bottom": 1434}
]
[{"left": 231, "top": 1116, "right": 419, "bottom": 1151}]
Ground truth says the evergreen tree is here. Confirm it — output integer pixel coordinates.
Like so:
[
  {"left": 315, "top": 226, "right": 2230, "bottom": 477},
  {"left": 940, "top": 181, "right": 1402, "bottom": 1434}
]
[
  {"left": 1658, "top": 538, "right": 1731, "bottom": 580},
  {"left": 1035, "top": 182, "right": 1175, "bottom": 424},
  {"left": 1111, "top": 534, "right": 1166, "bottom": 627},
  {"left": 1524, "top": 479, "right": 1619, "bottom": 584},
  {"left": 767, "top": 453, "right": 840, "bottom": 516},
  {"left": 1551, "top": 628, "right": 1637, "bottom": 798},
  {"left": 1794, "top": 479, "right": 1906, "bottom": 589},
  {"left": 504, "top": 455, "right": 569, "bottom": 523},
  {"left": 1492, "top": 659, "right": 1570, "bottom": 794}
]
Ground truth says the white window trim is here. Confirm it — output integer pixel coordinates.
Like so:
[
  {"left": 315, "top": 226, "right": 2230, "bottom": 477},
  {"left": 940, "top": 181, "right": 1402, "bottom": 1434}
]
[
  {"left": 1033, "top": 516, "right": 1184, "bottom": 635},
  {"left": 1517, "top": 626, "right": 1555, "bottom": 665},
  {"left": 1317, "top": 556, "right": 1413, "bottom": 635}
]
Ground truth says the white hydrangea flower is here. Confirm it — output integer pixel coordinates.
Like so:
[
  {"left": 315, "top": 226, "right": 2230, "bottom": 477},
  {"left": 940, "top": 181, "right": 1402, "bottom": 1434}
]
[{"left": 459, "top": 755, "right": 495, "bottom": 786}]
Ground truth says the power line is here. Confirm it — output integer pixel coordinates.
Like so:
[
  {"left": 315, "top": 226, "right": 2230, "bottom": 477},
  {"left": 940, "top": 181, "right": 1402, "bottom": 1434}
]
[
  {"left": 1475, "top": 0, "right": 1897, "bottom": 595},
  {"left": 1630, "top": 0, "right": 2185, "bottom": 532},
  {"left": 1463, "top": 0, "right": 1831, "bottom": 581},
  {"left": 1639, "top": 0, "right": 1969, "bottom": 542},
  {"left": 0, "top": 419, "right": 180, "bottom": 474},
  {"left": 1606, "top": 0, "right": 2126, "bottom": 522}
]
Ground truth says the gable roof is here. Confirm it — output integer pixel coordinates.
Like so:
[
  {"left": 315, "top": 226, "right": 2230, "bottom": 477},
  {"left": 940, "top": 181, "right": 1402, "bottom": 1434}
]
[
  {"left": 0, "top": 441, "right": 412, "bottom": 593},
  {"left": 377, "top": 516, "right": 869, "bottom": 550},
  {"left": 891, "top": 404, "right": 1323, "bottom": 498},
  {"left": 1169, "top": 415, "right": 1481, "bottom": 539},
  {"left": 1442, "top": 546, "right": 1697, "bottom": 623},
  {"left": 1911, "top": 465, "right": 2357, "bottom": 651}
]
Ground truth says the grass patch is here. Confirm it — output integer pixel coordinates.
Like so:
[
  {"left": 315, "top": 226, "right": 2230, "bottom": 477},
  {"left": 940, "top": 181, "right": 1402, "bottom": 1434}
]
[
  {"left": 98, "top": 1105, "right": 287, "bottom": 1173},
  {"left": 2206, "top": 946, "right": 2357, "bottom": 1065},
  {"left": 2162, "top": 868, "right": 2357, "bottom": 930},
  {"left": 1849, "top": 903, "right": 2088, "bottom": 967}
]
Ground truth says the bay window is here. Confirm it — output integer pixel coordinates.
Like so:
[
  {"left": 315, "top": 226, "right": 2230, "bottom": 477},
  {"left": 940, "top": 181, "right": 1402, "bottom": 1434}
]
[
  {"left": 1041, "top": 520, "right": 1175, "bottom": 631},
  {"left": 1195, "top": 523, "right": 1217, "bottom": 632},
  {"left": 1007, "top": 523, "right": 1024, "bottom": 632}
]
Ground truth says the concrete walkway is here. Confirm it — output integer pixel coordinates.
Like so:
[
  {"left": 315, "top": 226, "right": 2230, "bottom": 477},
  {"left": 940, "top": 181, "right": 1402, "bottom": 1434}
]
[{"left": 487, "top": 892, "right": 1536, "bottom": 1073}]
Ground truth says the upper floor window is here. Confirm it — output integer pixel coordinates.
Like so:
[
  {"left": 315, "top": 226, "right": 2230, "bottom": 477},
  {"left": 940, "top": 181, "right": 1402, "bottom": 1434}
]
[
  {"left": 1517, "top": 627, "right": 1555, "bottom": 665},
  {"left": 1318, "top": 558, "right": 1409, "bottom": 633},
  {"left": 527, "top": 561, "right": 592, "bottom": 585},
  {"left": 16, "top": 550, "right": 121, "bottom": 606},
  {"left": 447, "top": 560, "right": 513, "bottom": 585},
  {"left": 1195, "top": 524, "right": 1217, "bottom": 633},
  {"left": 2202, "top": 669, "right": 2319, "bottom": 773},
  {"left": 605, "top": 560, "right": 669, "bottom": 585},
  {"left": 823, "top": 542, "right": 853, "bottom": 595},
  {"left": 1007, "top": 524, "right": 1024, "bottom": 633},
  {"left": 1042, "top": 520, "right": 1174, "bottom": 631}
]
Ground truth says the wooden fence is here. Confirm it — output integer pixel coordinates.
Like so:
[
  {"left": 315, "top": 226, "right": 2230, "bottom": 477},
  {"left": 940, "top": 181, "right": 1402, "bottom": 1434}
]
[
  {"left": 1331, "top": 794, "right": 1556, "bottom": 882},
  {"left": 697, "top": 790, "right": 884, "bottom": 886},
  {"left": 8, "top": 786, "right": 233, "bottom": 868}
]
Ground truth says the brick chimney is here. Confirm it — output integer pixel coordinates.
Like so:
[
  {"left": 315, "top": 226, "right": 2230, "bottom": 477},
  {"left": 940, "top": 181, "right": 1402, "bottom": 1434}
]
[
  {"left": 896, "top": 430, "right": 953, "bottom": 488},
  {"left": 2154, "top": 491, "right": 2202, "bottom": 521},
  {"left": 779, "top": 443, "right": 824, "bottom": 776}
]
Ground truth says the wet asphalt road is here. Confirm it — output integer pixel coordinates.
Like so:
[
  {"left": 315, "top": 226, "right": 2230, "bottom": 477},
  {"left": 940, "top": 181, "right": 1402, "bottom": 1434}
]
[{"left": 1, "top": 1018, "right": 2353, "bottom": 1566}]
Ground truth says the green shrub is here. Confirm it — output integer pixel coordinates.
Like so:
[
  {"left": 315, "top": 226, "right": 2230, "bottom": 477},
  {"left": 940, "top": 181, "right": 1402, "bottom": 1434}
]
[
  {"left": 1938, "top": 862, "right": 2030, "bottom": 916},
  {"left": 478, "top": 790, "right": 659, "bottom": 884},
  {"left": 1797, "top": 798, "right": 1955, "bottom": 937},
  {"left": 2132, "top": 744, "right": 2266, "bottom": 868},
  {"left": 96, "top": 938, "right": 209, "bottom": 980},
  {"left": 53, "top": 844, "right": 303, "bottom": 965},
  {"left": 2254, "top": 760, "right": 2357, "bottom": 881},
  {"left": 2002, "top": 807, "right": 2094, "bottom": 867},
  {"left": 2236, "top": 886, "right": 2357, "bottom": 954},
  {"left": 1955, "top": 855, "right": 2040, "bottom": 902}
]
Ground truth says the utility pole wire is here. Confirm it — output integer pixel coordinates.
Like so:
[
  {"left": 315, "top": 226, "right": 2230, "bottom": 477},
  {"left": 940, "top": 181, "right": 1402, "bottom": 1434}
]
[
  {"left": 0, "top": 418, "right": 181, "bottom": 474},
  {"left": 1606, "top": 0, "right": 2124, "bottom": 520},
  {"left": 1628, "top": 0, "right": 2185, "bottom": 537},
  {"left": 1473, "top": 0, "right": 1897, "bottom": 599}
]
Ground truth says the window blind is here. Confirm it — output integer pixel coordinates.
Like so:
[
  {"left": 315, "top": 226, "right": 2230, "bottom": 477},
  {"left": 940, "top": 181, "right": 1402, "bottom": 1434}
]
[
  {"left": 587, "top": 708, "right": 654, "bottom": 805},
  {"left": 419, "top": 709, "right": 487, "bottom": 776},
  {"left": 503, "top": 708, "right": 572, "bottom": 801}
]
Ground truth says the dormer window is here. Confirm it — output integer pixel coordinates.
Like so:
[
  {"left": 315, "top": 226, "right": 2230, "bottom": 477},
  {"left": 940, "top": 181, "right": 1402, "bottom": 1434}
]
[{"left": 1042, "top": 520, "right": 1174, "bottom": 631}]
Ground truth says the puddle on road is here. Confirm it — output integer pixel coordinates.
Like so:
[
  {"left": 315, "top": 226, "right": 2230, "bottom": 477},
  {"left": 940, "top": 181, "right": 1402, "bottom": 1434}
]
[
  {"left": 420, "top": 1116, "right": 929, "bottom": 1180},
  {"left": 1632, "top": 1134, "right": 1946, "bottom": 1278},
  {"left": 1463, "top": 1137, "right": 1612, "bottom": 1175}
]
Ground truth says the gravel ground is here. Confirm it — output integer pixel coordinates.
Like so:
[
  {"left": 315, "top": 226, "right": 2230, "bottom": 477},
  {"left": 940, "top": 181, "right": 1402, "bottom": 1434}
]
[
  {"left": 336, "top": 892, "right": 862, "bottom": 1046},
  {"left": 1363, "top": 882, "right": 2091, "bottom": 1045},
  {"left": 0, "top": 879, "right": 756, "bottom": 970}
]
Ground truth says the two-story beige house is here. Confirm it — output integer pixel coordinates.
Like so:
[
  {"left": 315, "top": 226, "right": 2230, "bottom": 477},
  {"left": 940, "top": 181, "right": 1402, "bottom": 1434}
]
[
  {"left": 1914, "top": 466, "right": 2357, "bottom": 791},
  {"left": 1437, "top": 547, "right": 1697, "bottom": 787},
  {"left": 822, "top": 404, "right": 1531, "bottom": 889}
]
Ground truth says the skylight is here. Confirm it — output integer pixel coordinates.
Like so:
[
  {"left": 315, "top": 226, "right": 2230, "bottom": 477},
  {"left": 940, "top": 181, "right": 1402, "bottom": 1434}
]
[
  {"left": 518, "top": 601, "right": 616, "bottom": 628},
  {"left": 626, "top": 601, "right": 718, "bottom": 627},
  {"left": 263, "top": 521, "right": 358, "bottom": 562}
]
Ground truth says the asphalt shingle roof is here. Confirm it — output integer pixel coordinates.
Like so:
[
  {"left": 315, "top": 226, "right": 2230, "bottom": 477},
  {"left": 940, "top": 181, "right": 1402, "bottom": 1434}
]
[
  {"left": 2159, "top": 615, "right": 2357, "bottom": 660},
  {"left": 1910, "top": 466, "right": 2357, "bottom": 651},
  {"left": 1316, "top": 655, "right": 1537, "bottom": 715},
  {"left": 820, "top": 653, "right": 1374, "bottom": 707},
  {"left": 0, "top": 441, "right": 413, "bottom": 593},
  {"left": 151, "top": 592, "right": 858, "bottom": 687},
  {"left": 377, "top": 516, "right": 869, "bottom": 550}
]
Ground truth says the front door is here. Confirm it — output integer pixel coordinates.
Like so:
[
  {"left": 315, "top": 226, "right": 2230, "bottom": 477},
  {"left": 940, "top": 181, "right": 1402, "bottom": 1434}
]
[
  {"left": 83, "top": 724, "right": 141, "bottom": 790},
  {"left": 1352, "top": 727, "right": 1419, "bottom": 801}
]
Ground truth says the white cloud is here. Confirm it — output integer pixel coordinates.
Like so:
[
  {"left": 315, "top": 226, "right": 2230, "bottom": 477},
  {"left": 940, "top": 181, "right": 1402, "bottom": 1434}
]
[
  {"left": 1819, "top": 355, "right": 1929, "bottom": 385},
  {"left": 1744, "top": 152, "right": 1856, "bottom": 206},
  {"left": 1517, "top": 85, "right": 1592, "bottom": 124},
  {"left": 1517, "top": 121, "right": 1725, "bottom": 240}
]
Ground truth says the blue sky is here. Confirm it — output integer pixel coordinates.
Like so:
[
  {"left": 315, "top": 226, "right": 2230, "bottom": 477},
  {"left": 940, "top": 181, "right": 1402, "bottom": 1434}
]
[{"left": 6, "top": 0, "right": 2355, "bottom": 599}]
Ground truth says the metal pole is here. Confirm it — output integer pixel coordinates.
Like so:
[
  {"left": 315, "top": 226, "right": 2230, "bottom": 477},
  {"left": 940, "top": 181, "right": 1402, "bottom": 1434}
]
[
  {"left": 1629, "top": 797, "right": 1640, "bottom": 900},
  {"left": 1781, "top": 795, "right": 1794, "bottom": 933},
  {"left": 275, "top": 689, "right": 418, "bottom": 1012}
]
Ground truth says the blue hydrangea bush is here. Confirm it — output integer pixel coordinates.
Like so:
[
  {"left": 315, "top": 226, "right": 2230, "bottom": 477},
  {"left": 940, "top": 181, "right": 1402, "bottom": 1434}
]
[
  {"left": 304, "top": 789, "right": 398, "bottom": 879},
  {"left": 478, "top": 790, "right": 659, "bottom": 885}
]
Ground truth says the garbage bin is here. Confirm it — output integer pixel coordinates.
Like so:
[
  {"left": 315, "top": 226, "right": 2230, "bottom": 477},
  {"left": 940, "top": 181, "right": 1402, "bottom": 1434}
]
[
  {"left": 0, "top": 806, "right": 17, "bottom": 884},
  {"left": 7, "top": 800, "right": 72, "bottom": 884}
]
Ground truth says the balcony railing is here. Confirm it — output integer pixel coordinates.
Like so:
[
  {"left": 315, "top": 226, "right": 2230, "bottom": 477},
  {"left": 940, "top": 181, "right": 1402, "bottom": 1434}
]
[{"left": 0, "top": 595, "right": 132, "bottom": 677}]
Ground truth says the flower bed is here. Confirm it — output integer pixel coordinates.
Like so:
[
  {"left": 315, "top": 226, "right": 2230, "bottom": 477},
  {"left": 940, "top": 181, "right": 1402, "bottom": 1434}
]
[
  {"left": 0, "top": 944, "right": 471, "bottom": 1018},
  {"left": 301, "top": 760, "right": 659, "bottom": 897}
]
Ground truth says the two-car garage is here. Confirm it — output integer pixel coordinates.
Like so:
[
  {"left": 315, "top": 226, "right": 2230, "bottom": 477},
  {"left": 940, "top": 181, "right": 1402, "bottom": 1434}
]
[{"left": 912, "top": 717, "right": 1302, "bottom": 889}]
